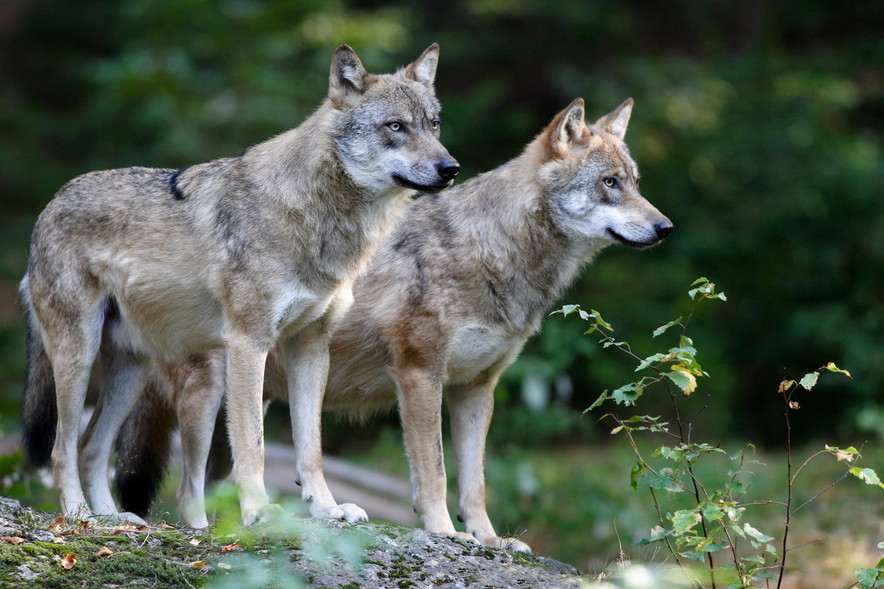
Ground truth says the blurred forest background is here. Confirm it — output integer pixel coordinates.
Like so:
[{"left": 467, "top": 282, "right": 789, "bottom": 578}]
[{"left": 0, "top": 0, "right": 882, "bottom": 581}]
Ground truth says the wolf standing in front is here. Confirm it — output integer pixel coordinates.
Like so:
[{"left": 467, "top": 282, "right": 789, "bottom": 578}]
[
  {"left": 116, "top": 97, "right": 671, "bottom": 551},
  {"left": 19, "top": 43, "right": 458, "bottom": 526}
]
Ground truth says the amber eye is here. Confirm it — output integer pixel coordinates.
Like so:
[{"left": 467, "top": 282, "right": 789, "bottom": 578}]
[{"left": 603, "top": 177, "right": 620, "bottom": 188}]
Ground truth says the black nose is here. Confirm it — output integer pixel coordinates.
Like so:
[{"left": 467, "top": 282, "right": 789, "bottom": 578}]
[
  {"left": 436, "top": 159, "right": 460, "bottom": 181},
  {"left": 654, "top": 219, "right": 674, "bottom": 239}
]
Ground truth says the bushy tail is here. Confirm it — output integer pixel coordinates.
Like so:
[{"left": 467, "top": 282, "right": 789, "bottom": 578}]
[
  {"left": 114, "top": 375, "right": 175, "bottom": 518},
  {"left": 115, "top": 374, "right": 234, "bottom": 518},
  {"left": 21, "top": 316, "right": 57, "bottom": 468},
  {"left": 206, "top": 402, "right": 234, "bottom": 483}
]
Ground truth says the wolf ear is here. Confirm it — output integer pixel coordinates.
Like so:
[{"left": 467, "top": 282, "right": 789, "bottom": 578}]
[
  {"left": 404, "top": 43, "right": 440, "bottom": 88},
  {"left": 547, "top": 98, "right": 588, "bottom": 159},
  {"left": 329, "top": 44, "right": 369, "bottom": 108},
  {"left": 595, "top": 98, "right": 633, "bottom": 141}
]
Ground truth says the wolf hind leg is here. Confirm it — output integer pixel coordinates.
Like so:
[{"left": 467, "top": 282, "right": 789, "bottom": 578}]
[
  {"left": 80, "top": 343, "right": 149, "bottom": 524},
  {"left": 449, "top": 377, "right": 532, "bottom": 553},
  {"left": 41, "top": 305, "right": 105, "bottom": 520}
]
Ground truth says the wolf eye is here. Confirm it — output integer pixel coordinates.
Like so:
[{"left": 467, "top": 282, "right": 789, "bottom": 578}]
[
  {"left": 603, "top": 177, "right": 620, "bottom": 188},
  {"left": 387, "top": 121, "right": 404, "bottom": 132},
  {"left": 431, "top": 120, "right": 440, "bottom": 131}
]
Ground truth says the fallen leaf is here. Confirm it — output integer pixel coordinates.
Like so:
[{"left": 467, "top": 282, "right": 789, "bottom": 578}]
[
  {"left": 47, "top": 516, "right": 67, "bottom": 533},
  {"left": 220, "top": 543, "right": 240, "bottom": 553},
  {"left": 190, "top": 560, "right": 207, "bottom": 569},
  {"left": 52, "top": 537, "right": 66, "bottom": 544},
  {"left": 61, "top": 554, "right": 77, "bottom": 569},
  {"left": 1, "top": 536, "right": 26, "bottom": 545},
  {"left": 189, "top": 538, "right": 201, "bottom": 546},
  {"left": 97, "top": 546, "right": 114, "bottom": 557}
]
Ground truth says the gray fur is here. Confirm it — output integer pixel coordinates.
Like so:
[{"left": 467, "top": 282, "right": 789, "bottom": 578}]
[
  {"left": 116, "top": 99, "right": 671, "bottom": 553},
  {"left": 20, "top": 43, "right": 457, "bottom": 527}
]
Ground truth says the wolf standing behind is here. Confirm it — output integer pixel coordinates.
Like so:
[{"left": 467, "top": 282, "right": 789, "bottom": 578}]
[
  {"left": 20, "top": 43, "right": 458, "bottom": 527},
  {"left": 116, "top": 97, "right": 672, "bottom": 551}
]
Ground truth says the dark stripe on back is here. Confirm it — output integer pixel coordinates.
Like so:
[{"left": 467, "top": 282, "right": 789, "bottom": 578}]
[{"left": 169, "top": 167, "right": 188, "bottom": 200}]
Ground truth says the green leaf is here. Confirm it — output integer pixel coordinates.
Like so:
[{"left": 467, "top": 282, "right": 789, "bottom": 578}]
[
  {"left": 612, "top": 383, "right": 642, "bottom": 405},
  {"left": 630, "top": 461, "right": 647, "bottom": 490},
  {"left": 742, "top": 523, "right": 774, "bottom": 543},
  {"left": 560, "top": 304, "right": 579, "bottom": 316},
  {"left": 703, "top": 504, "right": 725, "bottom": 522},
  {"left": 635, "top": 352, "right": 667, "bottom": 372},
  {"left": 740, "top": 554, "right": 766, "bottom": 566},
  {"left": 638, "top": 525, "right": 671, "bottom": 545},
  {"left": 666, "top": 369, "right": 697, "bottom": 395},
  {"left": 590, "top": 309, "right": 613, "bottom": 331},
  {"left": 849, "top": 467, "right": 884, "bottom": 489},
  {"left": 855, "top": 566, "right": 884, "bottom": 589},
  {"left": 647, "top": 469, "right": 685, "bottom": 493},
  {"left": 672, "top": 510, "right": 701, "bottom": 535},
  {"left": 653, "top": 316, "right": 683, "bottom": 338},
  {"left": 799, "top": 371, "right": 819, "bottom": 390},
  {"left": 587, "top": 390, "right": 610, "bottom": 411}
]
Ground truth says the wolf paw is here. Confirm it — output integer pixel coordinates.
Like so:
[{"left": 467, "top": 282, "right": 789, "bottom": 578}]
[
  {"left": 311, "top": 502, "right": 368, "bottom": 523},
  {"left": 485, "top": 535, "right": 532, "bottom": 553},
  {"left": 241, "top": 502, "right": 283, "bottom": 526},
  {"left": 117, "top": 511, "right": 148, "bottom": 526}
]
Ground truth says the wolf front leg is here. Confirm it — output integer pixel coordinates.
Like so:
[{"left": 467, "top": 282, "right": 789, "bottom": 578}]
[
  {"left": 392, "top": 365, "right": 477, "bottom": 544},
  {"left": 170, "top": 352, "right": 227, "bottom": 529},
  {"left": 448, "top": 373, "right": 532, "bottom": 553},
  {"left": 283, "top": 322, "right": 368, "bottom": 522},
  {"left": 223, "top": 338, "right": 273, "bottom": 526}
]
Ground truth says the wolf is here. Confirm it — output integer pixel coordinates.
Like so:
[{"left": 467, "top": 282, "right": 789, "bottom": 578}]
[
  {"left": 19, "top": 43, "right": 458, "bottom": 527},
  {"left": 115, "top": 97, "right": 672, "bottom": 550}
]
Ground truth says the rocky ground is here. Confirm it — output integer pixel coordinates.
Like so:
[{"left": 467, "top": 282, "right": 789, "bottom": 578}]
[{"left": 0, "top": 496, "right": 590, "bottom": 588}]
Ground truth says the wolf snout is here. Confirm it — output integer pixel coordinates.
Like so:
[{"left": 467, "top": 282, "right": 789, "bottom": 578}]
[
  {"left": 435, "top": 158, "right": 460, "bottom": 182},
  {"left": 654, "top": 218, "right": 674, "bottom": 240}
]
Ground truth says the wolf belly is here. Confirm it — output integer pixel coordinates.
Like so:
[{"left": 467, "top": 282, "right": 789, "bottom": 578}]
[{"left": 446, "top": 325, "right": 513, "bottom": 385}]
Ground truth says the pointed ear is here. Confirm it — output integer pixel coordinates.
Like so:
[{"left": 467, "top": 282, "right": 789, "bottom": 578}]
[
  {"left": 404, "top": 43, "right": 439, "bottom": 88},
  {"left": 595, "top": 98, "right": 633, "bottom": 140},
  {"left": 329, "top": 44, "right": 369, "bottom": 108},
  {"left": 546, "top": 98, "right": 587, "bottom": 159}
]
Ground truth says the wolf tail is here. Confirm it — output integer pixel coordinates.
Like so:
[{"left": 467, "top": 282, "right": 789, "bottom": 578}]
[
  {"left": 21, "top": 312, "right": 57, "bottom": 468},
  {"left": 205, "top": 402, "right": 234, "bottom": 483},
  {"left": 114, "top": 375, "right": 175, "bottom": 518},
  {"left": 114, "top": 377, "right": 233, "bottom": 517}
]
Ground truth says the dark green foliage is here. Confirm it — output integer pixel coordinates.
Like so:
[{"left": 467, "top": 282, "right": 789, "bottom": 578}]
[{"left": 0, "top": 0, "right": 880, "bottom": 461}]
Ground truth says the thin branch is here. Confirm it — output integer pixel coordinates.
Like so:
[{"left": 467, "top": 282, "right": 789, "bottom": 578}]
[{"left": 792, "top": 471, "right": 851, "bottom": 515}]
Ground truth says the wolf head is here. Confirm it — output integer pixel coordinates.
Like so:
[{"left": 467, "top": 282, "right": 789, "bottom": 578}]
[
  {"left": 539, "top": 98, "right": 673, "bottom": 249},
  {"left": 328, "top": 44, "right": 459, "bottom": 195}
]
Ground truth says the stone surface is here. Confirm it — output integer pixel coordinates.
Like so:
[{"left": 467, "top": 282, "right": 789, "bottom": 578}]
[{"left": 0, "top": 497, "right": 589, "bottom": 588}]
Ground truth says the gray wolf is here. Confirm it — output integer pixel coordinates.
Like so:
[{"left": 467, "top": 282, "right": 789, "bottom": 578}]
[
  {"left": 20, "top": 43, "right": 458, "bottom": 527},
  {"left": 115, "top": 97, "right": 672, "bottom": 550}
]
